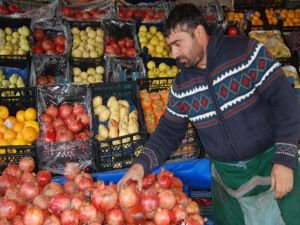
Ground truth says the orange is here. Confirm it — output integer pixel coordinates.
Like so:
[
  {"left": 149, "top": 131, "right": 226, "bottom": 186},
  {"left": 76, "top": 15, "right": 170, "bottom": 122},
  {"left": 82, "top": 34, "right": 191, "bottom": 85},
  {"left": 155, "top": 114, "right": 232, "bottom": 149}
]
[
  {"left": 0, "top": 118, "right": 4, "bottom": 125},
  {"left": 16, "top": 132, "right": 23, "bottom": 139},
  {"left": 24, "top": 120, "right": 40, "bottom": 133},
  {"left": 6, "top": 116, "right": 18, "bottom": 126},
  {"left": 3, "top": 129, "right": 17, "bottom": 143},
  {"left": 16, "top": 110, "right": 26, "bottom": 122},
  {"left": 0, "top": 124, "right": 8, "bottom": 134},
  {"left": 0, "top": 133, "right": 2, "bottom": 139},
  {"left": 0, "top": 139, "right": 9, "bottom": 146},
  {"left": 0, "top": 106, "right": 9, "bottom": 120},
  {"left": 21, "top": 126, "right": 37, "bottom": 143},
  {"left": 24, "top": 108, "right": 37, "bottom": 121},
  {"left": 13, "top": 122, "right": 24, "bottom": 133}
]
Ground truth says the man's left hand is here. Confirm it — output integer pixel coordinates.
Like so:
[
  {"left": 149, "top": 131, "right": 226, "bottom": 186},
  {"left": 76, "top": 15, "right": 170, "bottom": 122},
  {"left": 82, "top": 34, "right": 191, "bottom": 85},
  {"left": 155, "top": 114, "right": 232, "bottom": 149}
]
[{"left": 270, "top": 164, "right": 294, "bottom": 199}]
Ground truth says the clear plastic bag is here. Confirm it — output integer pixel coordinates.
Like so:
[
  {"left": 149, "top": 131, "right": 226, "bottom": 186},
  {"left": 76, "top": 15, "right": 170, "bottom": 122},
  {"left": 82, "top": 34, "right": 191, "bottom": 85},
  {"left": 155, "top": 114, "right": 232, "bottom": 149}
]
[
  {"left": 30, "top": 18, "right": 71, "bottom": 56},
  {"left": 0, "top": 0, "right": 58, "bottom": 21},
  {"left": 116, "top": 0, "right": 169, "bottom": 23},
  {"left": 105, "top": 56, "right": 146, "bottom": 82},
  {"left": 30, "top": 55, "right": 70, "bottom": 86},
  {"left": 36, "top": 84, "right": 94, "bottom": 175},
  {"left": 60, "top": 0, "right": 115, "bottom": 21}
]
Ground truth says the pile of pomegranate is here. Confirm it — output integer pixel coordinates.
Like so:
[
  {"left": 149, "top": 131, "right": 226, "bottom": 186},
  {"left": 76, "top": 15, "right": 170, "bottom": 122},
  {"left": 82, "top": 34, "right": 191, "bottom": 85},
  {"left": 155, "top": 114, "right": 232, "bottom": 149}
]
[{"left": 0, "top": 157, "right": 205, "bottom": 225}]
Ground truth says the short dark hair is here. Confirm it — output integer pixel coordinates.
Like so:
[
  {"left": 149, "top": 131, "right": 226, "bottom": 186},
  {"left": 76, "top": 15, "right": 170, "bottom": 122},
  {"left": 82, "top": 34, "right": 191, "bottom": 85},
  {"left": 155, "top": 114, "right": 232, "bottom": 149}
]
[{"left": 165, "top": 3, "right": 208, "bottom": 36}]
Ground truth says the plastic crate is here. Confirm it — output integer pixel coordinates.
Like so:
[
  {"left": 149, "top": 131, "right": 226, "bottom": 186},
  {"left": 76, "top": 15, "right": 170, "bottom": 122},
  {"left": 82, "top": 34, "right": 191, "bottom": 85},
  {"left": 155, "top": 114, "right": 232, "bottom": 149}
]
[
  {"left": 137, "top": 77, "right": 203, "bottom": 162},
  {"left": 91, "top": 81, "right": 147, "bottom": 172},
  {"left": 0, "top": 17, "right": 31, "bottom": 61},
  {"left": 70, "top": 57, "right": 106, "bottom": 84},
  {"left": 0, "top": 57, "right": 30, "bottom": 87},
  {"left": 69, "top": 21, "right": 105, "bottom": 60},
  {"left": 0, "top": 87, "right": 37, "bottom": 172}
]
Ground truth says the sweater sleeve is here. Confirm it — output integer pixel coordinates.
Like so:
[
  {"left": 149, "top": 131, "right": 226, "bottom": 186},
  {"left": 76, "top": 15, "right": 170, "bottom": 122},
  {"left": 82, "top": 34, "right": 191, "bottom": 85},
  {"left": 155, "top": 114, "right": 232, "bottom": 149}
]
[
  {"left": 133, "top": 85, "right": 189, "bottom": 174},
  {"left": 248, "top": 41, "right": 300, "bottom": 169}
]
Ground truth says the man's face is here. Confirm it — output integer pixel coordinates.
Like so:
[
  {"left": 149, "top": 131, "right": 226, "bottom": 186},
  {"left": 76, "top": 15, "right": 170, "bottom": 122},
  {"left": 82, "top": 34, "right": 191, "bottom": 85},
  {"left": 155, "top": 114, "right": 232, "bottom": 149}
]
[{"left": 166, "top": 26, "right": 204, "bottom": 68}]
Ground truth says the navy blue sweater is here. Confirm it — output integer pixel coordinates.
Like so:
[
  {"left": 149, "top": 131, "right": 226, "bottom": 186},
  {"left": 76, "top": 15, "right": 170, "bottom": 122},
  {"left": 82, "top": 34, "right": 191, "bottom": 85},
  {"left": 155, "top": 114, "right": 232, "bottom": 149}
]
[{"left": 134, "top": 28, "right": 300, "bottom": 174}]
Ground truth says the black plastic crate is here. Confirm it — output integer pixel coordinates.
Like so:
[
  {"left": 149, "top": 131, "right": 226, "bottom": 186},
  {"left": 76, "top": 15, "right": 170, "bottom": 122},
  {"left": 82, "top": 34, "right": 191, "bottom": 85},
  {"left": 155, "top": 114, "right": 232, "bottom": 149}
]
[
  {"left": 0, "top": 57, "right": 31, "bottom": 87},
  {"left": 69, "top": 21, "right": 105, "bottom": 60},
  {"left": 0, "top": 87, "right": 37, "bottom": 172},
  {"left": 70, "top": 57, "right": 106, "bottom": 84},
  {"left": 0, "top": 17, "right": 31, "bottom": 60},
  {"left": 137, "top": 76, "right": 173, "bottom": 92},
  {"left": 91, "top": 81, "right": 147, "bottom": 171}
]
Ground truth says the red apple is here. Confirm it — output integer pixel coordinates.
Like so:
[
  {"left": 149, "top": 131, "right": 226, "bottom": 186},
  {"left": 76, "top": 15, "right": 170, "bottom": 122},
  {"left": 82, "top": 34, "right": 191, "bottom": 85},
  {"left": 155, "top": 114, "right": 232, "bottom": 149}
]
[
  {"left": 33, "top": 28, "right": 45, "bottom": 41},
  {"left": 42, "top": 40, "right": 54, "bottom": 51},
  {"left": 45, "top": 104, "right": 59, "bottom": 118},
  {"left": 62, "top": 6, "right": 72, "bottom": 17},
  {"left": 227, "top": 26, "right": 239, "bottom": 36},
  {"left": 36, "top": 75, "right": 48, "bottom": 85},
  {"left": 53, "top": 35, "right": 65, "bottom": 46}
]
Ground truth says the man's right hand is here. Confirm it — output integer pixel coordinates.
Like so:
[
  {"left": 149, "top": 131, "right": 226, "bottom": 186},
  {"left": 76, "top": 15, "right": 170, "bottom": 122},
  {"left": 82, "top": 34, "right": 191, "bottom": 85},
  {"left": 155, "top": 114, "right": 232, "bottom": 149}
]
[{"left": 117, "top": 163, "right": 144, "bottom": 191}]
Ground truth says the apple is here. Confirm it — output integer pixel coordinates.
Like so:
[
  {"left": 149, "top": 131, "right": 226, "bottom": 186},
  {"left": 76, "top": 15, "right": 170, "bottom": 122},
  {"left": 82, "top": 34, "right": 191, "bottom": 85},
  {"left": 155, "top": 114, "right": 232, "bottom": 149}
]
[
  {"left": 33, "top": 28, "right": 45, "bottom": 41},
  {"left": 59, "top": 104, "right": 73, "bottom": 119},
  {"left": 226, "top": 26, "right": 239, "bottom": 36},
  {"left": 62, "top": 6, "right": 72, "bottom": 17},
  {"left": 36, "top": 75, "right": 48, "bottom": 85},
  {"left": 0, "top": 5, "right": 9, "bottom": 14},
  {"left": 53, "top": 35, "right": 65, "bottom": 46}
]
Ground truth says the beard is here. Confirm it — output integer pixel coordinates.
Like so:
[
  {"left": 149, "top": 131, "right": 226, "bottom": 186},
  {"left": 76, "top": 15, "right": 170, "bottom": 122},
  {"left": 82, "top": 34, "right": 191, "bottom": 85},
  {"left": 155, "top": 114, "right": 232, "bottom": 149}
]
[{"left": 177, "top": 43, "right": 204, "bottom": 68}]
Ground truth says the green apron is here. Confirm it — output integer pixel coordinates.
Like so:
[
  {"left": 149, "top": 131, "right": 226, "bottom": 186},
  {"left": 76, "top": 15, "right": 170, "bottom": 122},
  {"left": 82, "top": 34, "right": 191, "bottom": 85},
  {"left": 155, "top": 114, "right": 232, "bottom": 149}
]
[{"left": 211, "top": 146, "right": 300, "bottom": 225}]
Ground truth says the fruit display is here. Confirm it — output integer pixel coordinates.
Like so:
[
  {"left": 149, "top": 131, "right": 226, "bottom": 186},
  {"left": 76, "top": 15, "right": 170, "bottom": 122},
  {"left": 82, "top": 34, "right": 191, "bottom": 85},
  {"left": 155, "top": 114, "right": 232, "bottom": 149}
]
[
  {"left": 93, "top": 95, "right": 140, "bottom": 145},
  {"left": 31, "top": 28, "right": 66, "bottom": 55},
  {"left": 60, "top": 0, "right": 113, "bottom": 21},
  {"left": 105, "top": 36, "right": 137, "bottom": 57},
  {"left": 39, "top": 103, "right": 90, "bottom": 143},
  {"left": 138, "top": 24, "right": 171, "bottom": 58},
  {"left": 139, "top": 89, "right": 168, "bottom": 134},
  {"left": 226, "top": 10, "right": 264, "bottom": 28},
  {"left": 0, "top": 158, "right": 205, "bottom": 225},
  {"left": 0, "top": 3, "right": 22, "bottom": 15},
  {"left": 265, "top": 8, "right": 300, "bottom": 26},
  {"left": 0, "top": 105, "right": 39, "bottom": 147},
  {"left": 146, "top": 60, "right": 179, "bottom": 78},
  {"left": 71, "top": 25, "right": 104, "bottom": 58},
  {"left": 249, "top": 30, "right": 291, "bottom": 58},
  {"left": 73, "top": 65, "right": 105, "bottom": 84},
  {"left": 0, "top": 26, "right": 30, "bottom": 56}
]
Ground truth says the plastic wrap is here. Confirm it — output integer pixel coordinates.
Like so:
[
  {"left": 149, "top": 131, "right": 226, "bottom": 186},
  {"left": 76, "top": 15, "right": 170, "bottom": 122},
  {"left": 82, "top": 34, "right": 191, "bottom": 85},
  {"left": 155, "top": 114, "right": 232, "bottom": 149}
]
[
  {"left": 0, "top": 0, "right": 58, "bottom": 21},
  {"left": 105, "top": 56, "right": 146, "bottom": 82},
  {"left": 36, "top": 84, "right": 93, "bottom": 175},
  {"left": 30, "top": 18, "right": 71, "bottom": 56},
  {"left": 30, "top": 55, "right": 70, "bottom": 86},
  {"left": 103, "top": 19, "right": 140, "bottom": 57},
  {"left": 60, "top": 0, "right": 115, "bottom": 21},
  {"left": 249, "top": 30, "right": 291, "bottom": 58},
  {"left": 199, "top": 0, "right": 225, "bottom": 24},
  {"left": 116, "top": 0, "right": 169, "bottom": 23}
]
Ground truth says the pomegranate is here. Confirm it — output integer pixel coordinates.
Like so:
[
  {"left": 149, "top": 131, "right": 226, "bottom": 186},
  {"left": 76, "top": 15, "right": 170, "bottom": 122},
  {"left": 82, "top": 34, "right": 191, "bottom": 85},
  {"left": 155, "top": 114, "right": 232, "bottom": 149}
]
[
  {"left": 78, "top": 204, "right": 97, "bottom": 223},
  {"left": 23, "top": 206, "right": 44, "bottom": 225},
  {"left": 91, "top": 185, "right": 118, "bottom": 211},
  {"left": 42, "top": 182, "right": 63, "bottom": 197},
  {"left": 142, "top": 173, "right": 156, "bottom": 189},
  {"left": 20, "top": 171, "right": 36, "bottom": 184},
  {"left": 48, "top": 193, "right": 71, "bottom": 215},
  {"left": 119, "top": 183, "right": 140, "bottom": 209},
  {"left": 19, "top": 182, "right": 40, "bottom": 201},
  {"left": 106, "top": 208, "right": 125, "bottom": 225},
  {"left": 59, "top": 104, "right": 73, "bottom": 119},
  {"left": 0, "top": 199, "right": 18, "bottom": 219},
  {"left": 186, "top": 200, "right": 200, "bottom": 215},
  {"left": 153, "top": 208, "right": 172, "bottom": 225},
  {"left": 36, "top": 170, "right": 52, "bottom": 187},
  {"left": 64, "top": 162, "right": 81, "bottom": 180},
  {"left": 63, "top": 180, "right": 77, "bottom": 194},
  {"left": 33, "top": 194, "right": 49, "bottom": 210},
  {"left": 19, "top": 157, "right": 35, "bottom": 172},
  {"left": 45, "top": 105, "right": 59, "bottom": 118},
  {"left": 72, "top": 103, "right": 85, "bottom": 115},
  {"left": 158, "top": 189, "right": 176, "bottom": 210},
  {"left": 43, "top": 215, "right": 61, "bottom": 225},
  {"left": 171, "top": 205, "right": 187, "bottom": 223},
  {"left": 140, "top": 194, "right": 159, "bottom": 213},
  {"left": 61, "top": 208, "right": 79, "bottom": 225}
]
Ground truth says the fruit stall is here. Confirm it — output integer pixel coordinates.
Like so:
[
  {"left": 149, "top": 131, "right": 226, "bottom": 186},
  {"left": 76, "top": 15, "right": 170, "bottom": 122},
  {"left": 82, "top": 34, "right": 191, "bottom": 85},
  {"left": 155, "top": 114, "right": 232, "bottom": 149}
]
[{"left": 0, "top": 0, "right": 299, "bottom": 224}]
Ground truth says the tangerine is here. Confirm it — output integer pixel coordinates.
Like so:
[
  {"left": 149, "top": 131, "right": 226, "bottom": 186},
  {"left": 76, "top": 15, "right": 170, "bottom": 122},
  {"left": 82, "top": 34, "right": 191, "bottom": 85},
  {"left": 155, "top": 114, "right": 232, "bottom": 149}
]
[
  {"left": 3, "top": 129, "right": 17, "bottom": 143},
  {"left": 13, "top": 122, "right": 24, "bottom": 133},
  {"left": 6, "top": 116, "right": 18, "bottom": 126},
  {"left": 0, "top": 106, "right": 9, "bottom": 120},
  {"left": 24, "top": 120, "right": 40, "bottom": 133},
  {"left": 24, "top": 108, "right": 37, "bottom": 121},
  {"left": 16, "top": 110, "right": 26, "bottom": 122},
  {"left": 0, "top": 124, "right": 8, "bottom": 134},
  {"left": 22, "top": 126, "right": 37, "bottom": 143}
]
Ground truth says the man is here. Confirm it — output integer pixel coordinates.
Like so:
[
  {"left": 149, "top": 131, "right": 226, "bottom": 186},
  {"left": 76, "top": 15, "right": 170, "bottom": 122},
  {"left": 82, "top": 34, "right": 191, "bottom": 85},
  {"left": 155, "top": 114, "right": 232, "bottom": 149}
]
[{"left": 118, "top": 3, "right": 300, "bottom": 225}]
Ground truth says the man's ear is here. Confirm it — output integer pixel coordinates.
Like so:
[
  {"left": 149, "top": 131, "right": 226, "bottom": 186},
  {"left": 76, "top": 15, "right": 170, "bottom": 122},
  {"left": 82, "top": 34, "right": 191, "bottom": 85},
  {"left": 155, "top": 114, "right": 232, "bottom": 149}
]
[{"left": 194, "top": 25, "right": 205, "bottom": 41}]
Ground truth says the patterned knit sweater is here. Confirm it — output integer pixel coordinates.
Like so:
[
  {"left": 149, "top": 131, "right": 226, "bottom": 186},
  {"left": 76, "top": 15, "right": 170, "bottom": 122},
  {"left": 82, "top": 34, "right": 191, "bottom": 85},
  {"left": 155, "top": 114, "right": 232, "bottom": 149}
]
[{"left": 134, "top": 28, "right": 300, "bottom": 174}]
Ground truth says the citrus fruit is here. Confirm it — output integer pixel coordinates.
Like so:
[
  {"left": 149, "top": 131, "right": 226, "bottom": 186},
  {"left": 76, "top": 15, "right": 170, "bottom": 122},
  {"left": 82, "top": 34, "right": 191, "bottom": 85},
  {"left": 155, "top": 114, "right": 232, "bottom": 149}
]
[
  {"left": 0, "top": 124, "right": 8, "bottom": 134},
  {"left": 25, "top": 120, "right": 40, "bottom": 133},
  {"left": 22, "top": 126, "right": 37, "bottom": 143},
  {"left": 0, "top": 106, "right": 9, "bottom": 120},
  {"left": 16, "top": 110, "right": 26, "bottom": 122},
  {"left": 11, "top": 139, "right": 26, "bottom": 146},
  {"left": 24, "top": 108, "right": 37, "bottom": 121},
  {"left": 13, "top": 122, "right": 24, "bottom": 133},
  {"left": 6, "top": 116, "right": 18, "bottom": 126},
  {"left": 3, "top": 129, "right": 17, "bottom": 143}
]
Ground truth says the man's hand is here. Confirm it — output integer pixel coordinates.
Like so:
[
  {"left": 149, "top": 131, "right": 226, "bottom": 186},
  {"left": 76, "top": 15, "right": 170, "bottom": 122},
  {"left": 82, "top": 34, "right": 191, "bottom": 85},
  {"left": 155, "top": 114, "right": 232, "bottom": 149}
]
[
  {"left": 270, "top": 164, "right": 294, "bottom": 199},
  {"left": 117, "top": 163, "right": 144, "bottom": 191}
]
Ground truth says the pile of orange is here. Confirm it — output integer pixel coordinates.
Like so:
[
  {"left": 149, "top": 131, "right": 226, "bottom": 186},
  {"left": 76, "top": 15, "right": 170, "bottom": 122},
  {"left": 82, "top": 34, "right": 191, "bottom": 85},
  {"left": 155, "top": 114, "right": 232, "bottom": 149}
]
[
  {"left": 0, "top": 106, "right": 39, "bottom": 152},
  {"left": 265, "top": 8, "right": 300, "bottom": 26}
]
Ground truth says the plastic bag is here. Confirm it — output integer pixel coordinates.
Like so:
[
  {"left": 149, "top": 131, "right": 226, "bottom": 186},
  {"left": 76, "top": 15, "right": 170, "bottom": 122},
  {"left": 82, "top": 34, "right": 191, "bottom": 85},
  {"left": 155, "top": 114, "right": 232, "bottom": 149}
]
[
  {"left": 103, "top": 19, "right": 140, "bottom": 57},
  {"left": 249, "top": 30, "right": 291, "bottom": 58},
  {"left": 30, "top": 18, "right": 71, "bottom": 56},
  {"left": 60, "top": 0, "right": 115, "bottom": 21},
  {"left": 36, "top": 84, "right": 94, "bottom": 175},
  {"left": 30, "top": 55, "right": 70, "bottom": 86},
  {"left": 116, "top": 0, "right": 169, "bottom": 23},
  {"left": 0, "top": 0, "right": 58, "bottom": 21},
  {"left": 105, "top": 56, "right": 146, "bottom": 82}
]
